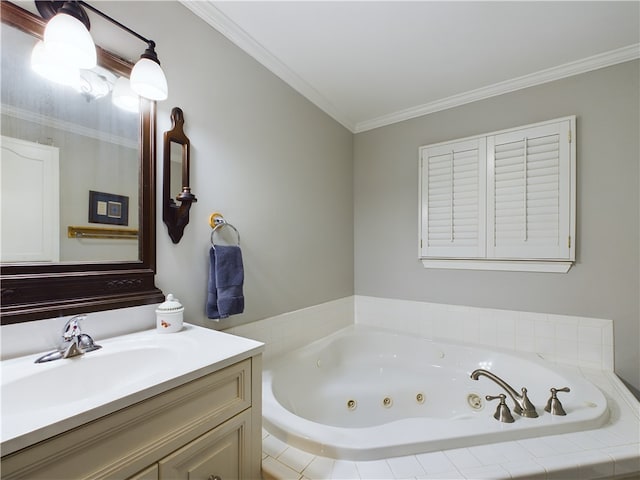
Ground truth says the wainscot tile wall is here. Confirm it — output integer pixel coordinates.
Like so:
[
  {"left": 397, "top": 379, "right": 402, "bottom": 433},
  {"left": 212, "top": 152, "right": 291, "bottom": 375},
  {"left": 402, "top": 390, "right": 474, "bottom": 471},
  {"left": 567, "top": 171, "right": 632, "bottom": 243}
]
[
  {"left": 224, "top": 295, "right": 640, "bottom": 480},
  {"left": 224, "top": 296, "right": 353, "bottom": 362},
  {"left": 353, "top": 296, "right": 614, "bottom": 371}
]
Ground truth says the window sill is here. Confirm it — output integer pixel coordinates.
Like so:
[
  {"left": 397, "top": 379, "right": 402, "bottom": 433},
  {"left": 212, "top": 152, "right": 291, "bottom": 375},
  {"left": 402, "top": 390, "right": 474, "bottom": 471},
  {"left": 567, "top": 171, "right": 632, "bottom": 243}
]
[{"left": 420, "top": 259, "right": 573, "bottom": 273}]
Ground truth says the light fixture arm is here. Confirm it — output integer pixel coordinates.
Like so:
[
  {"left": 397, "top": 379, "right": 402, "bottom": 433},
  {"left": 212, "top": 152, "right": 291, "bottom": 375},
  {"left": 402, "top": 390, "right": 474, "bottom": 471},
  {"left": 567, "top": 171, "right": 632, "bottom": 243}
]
[
  {"left": 139, "top": 42, "right": 162, "bottom": 65},
  {"left": 37, "top": 1, "right": 158, "bottom": 59},
  {"left": 75, "top": 1, "right": 158, "bottom": 58},
  {"left": 77, "top": 1, "right": 150, "bottom": 45}
]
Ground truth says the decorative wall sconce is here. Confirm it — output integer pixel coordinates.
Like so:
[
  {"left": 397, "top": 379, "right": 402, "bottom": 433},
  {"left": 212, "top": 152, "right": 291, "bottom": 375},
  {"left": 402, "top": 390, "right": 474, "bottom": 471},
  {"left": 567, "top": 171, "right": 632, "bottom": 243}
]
[
  {"left": 163, "top": 107, "right": 197, "bottom": 244},
  {"left": 32, "top": 0, "right": 168, "bottom": 108}
]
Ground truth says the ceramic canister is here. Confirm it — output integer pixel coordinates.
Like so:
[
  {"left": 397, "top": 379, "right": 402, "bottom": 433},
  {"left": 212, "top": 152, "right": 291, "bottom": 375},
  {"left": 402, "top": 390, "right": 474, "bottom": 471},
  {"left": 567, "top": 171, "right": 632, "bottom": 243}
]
[{"left": 155, "top": 294, "right": 184, "bottom": 333}]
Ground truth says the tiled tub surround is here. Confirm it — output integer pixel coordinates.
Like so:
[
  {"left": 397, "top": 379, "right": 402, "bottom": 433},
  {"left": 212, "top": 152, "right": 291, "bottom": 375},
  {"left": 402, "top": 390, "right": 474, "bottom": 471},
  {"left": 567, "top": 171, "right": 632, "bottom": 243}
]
[{"left": 225, "top": 296, "right": 640, "bottom": 479}]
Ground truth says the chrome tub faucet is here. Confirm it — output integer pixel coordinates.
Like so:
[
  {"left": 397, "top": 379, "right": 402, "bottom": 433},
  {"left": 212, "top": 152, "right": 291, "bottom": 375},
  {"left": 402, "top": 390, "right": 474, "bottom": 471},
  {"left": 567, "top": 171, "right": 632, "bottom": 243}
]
[
  {"left": 35, "top": 315, "right": 102, "bottom": 363},
  {"left": 470, "top": 368, "right": 538, "bottom": 418}
]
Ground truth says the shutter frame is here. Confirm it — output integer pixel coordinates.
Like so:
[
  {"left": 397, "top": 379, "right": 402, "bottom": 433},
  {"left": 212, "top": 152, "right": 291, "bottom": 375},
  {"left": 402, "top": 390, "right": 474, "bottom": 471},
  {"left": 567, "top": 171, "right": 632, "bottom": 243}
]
[{"left": 419, "top": 116, "right": 575, "bottom": 269}]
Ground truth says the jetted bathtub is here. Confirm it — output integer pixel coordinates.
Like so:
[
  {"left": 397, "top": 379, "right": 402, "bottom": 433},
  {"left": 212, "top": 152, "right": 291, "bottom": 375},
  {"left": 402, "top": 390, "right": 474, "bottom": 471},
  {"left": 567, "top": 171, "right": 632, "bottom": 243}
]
[{"left": 262, "top": 325, "right": 609, "bottom": 461}]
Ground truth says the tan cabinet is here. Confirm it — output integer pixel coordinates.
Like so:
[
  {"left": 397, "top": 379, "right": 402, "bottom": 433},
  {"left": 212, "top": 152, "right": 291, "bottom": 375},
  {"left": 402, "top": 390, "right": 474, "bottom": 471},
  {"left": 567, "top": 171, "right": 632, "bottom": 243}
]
[{"left": 2, "top": 355, "right": 262, "bottom": 480}]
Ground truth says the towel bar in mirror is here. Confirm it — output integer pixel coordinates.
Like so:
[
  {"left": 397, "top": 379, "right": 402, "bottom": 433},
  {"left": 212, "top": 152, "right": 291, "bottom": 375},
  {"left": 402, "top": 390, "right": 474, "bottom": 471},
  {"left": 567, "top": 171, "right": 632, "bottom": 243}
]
[{"left": 163, "top": 107, "right": 197, "bottom": 243}]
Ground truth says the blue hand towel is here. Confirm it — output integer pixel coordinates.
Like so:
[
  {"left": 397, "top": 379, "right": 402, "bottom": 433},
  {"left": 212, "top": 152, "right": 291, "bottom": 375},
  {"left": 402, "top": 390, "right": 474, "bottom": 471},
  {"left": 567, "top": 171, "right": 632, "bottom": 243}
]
[{"left": 207, "top": 245, "right": 244, "bottom": 319}]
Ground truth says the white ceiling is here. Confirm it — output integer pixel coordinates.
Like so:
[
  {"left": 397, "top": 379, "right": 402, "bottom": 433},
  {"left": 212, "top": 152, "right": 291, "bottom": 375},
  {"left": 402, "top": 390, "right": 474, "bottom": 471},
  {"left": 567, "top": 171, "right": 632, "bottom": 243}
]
[{"left": 186, "top": 1, "right": 640, "bottom": 133}]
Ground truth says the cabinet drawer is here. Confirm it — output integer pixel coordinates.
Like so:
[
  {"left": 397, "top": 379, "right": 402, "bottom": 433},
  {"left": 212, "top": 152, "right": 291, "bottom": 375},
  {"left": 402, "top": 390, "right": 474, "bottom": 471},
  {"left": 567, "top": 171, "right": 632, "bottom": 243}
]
[{"left": 2, "top": 359, "right": 251, "bottom": 480}]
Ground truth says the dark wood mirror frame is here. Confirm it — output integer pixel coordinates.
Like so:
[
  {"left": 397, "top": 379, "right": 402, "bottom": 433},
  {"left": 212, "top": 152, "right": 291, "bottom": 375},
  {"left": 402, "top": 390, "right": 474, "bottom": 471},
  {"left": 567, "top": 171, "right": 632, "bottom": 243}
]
[
  {"left": 0, "top": 2, "right": 164, "bottom": 325},
  {"left": 163, "top": 107, "right": 197, "bottom": 244}
]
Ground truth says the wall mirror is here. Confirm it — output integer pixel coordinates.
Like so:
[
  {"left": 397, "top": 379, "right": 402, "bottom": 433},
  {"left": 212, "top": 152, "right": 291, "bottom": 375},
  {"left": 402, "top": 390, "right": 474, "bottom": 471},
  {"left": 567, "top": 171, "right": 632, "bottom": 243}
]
[
  {"left": 0, "top": 2, "right": 164, "bottom": 324},
  {"left": 163, "top": 107, "right": 196, "bottom": 244}
]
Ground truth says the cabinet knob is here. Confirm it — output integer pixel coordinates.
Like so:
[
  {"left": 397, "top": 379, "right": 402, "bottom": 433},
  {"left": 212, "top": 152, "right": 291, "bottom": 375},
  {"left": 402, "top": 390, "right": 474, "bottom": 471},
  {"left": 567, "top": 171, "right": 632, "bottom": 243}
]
[{"left": 208, "top": 476, "right": 222, "bottom": 480}]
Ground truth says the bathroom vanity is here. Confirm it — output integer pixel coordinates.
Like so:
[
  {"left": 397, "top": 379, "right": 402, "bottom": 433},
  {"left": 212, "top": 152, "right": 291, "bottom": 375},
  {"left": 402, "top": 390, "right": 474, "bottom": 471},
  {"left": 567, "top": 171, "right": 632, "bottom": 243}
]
[{"left": 1, "top": 324, "right": 263, "bottom": 480}]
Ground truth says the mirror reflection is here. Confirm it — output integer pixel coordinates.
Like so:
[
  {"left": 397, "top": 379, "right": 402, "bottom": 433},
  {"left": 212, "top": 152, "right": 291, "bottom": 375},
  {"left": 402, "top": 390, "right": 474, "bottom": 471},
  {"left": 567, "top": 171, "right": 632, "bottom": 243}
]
[
  {"left": 0, "top": 21, "right": 139, "bottom": 263},
  {"left": 170, "top": 141, "right": 183, "bottom": 203}
]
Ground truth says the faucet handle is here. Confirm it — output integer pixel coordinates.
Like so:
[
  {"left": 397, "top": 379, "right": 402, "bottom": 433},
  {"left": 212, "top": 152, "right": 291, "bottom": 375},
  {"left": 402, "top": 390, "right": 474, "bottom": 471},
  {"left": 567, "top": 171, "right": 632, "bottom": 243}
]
[
  {"left": 486, "top": 394, "right": 515, "bottom": 423},
  {"left": 545, "top": 387, "right": 570, "bottom": 416},
  {"left": 517, "top": 387, "right": 539, "bottom": 418},
  {"left": 62, "top": 315, "right": 86, "bottom": 341}
]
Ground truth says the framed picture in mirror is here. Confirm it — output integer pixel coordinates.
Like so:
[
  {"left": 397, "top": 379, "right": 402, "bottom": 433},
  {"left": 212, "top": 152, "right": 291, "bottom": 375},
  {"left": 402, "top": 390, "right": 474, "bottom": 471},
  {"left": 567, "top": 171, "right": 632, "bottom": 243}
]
[{"left": 88, "top": 191, "right": 129, "bottom": 226}]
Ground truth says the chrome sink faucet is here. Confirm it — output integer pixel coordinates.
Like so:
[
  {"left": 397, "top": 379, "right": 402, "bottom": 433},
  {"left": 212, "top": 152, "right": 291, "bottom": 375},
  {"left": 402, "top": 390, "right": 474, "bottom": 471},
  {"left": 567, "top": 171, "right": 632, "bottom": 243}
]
[
  {"left": 35, "top": 315, "right": 102, "bottom": 363},
  {"left": 470, "top": 369, "right": 538, "bottom": 418}
]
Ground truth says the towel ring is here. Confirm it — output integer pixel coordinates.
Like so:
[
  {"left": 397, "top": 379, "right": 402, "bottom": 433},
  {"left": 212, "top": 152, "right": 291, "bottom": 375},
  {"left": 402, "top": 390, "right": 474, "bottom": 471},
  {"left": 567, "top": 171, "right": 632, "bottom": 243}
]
[{"left": 209, "top": 213, "right": 240, "bottom": 249}]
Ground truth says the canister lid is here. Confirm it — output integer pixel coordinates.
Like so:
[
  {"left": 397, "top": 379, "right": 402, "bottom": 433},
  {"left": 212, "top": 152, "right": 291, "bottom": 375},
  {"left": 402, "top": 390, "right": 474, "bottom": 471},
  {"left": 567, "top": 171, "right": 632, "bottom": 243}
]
[{"left": 156, "top": 293, "right": 184, "bottom": 312}]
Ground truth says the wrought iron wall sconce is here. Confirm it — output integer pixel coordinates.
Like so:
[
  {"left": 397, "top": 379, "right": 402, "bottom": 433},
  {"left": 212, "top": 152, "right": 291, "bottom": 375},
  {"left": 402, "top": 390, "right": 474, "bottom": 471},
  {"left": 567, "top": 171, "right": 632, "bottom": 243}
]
[{"left": 163, "top": 107, "right": 197, "bottom": 243}]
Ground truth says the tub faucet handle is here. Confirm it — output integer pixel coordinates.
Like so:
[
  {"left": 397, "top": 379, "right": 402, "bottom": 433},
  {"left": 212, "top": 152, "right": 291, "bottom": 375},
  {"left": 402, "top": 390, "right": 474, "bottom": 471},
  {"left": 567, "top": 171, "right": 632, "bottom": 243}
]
[
  {"left": 545, "top": 387, "right": 570, "bottom": 416},
  {"left": 486, "top": 394, "right": 515, "bottom": 423},
  {"left": 517, "top": 387, "right": 538, "bottom": 418}
]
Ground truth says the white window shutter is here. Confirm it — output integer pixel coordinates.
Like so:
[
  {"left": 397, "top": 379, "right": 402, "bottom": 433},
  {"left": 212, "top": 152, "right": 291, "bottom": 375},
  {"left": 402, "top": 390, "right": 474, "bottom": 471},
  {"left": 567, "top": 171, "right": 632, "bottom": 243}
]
[
  {"left": 420, "top": 138, "right": 486, "bottom": 258},
  {"left": 487, "top": 120, "right": 572, "bottom": 260}
]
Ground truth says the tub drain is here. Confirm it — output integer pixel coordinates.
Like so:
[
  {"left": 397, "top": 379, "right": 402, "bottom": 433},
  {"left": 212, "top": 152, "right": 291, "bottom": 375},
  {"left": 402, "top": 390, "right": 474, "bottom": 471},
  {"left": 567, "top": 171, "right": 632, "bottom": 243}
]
[
  {"left": 347, "top": 399, "right": 357, "bottom": 410},
  {"left": 382, "top": 396, "right": 393, "bottom": 408}
]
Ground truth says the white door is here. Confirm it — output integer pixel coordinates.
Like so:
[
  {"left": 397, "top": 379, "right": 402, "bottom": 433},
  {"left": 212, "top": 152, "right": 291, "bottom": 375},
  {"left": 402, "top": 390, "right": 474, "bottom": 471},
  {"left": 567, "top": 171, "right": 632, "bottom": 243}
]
[{"left": 1, "top": 135, "right": 60, "bottom": 262}]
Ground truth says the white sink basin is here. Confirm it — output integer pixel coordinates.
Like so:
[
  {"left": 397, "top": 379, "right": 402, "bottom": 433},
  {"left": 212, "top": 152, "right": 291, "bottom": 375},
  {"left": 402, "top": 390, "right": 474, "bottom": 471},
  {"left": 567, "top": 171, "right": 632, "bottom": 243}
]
[
  {"left": 1, "top": 324, "right": 263, "bottom": 455},
  {"left": 3, "top": 345, "right": 182, "bottom": 411}
]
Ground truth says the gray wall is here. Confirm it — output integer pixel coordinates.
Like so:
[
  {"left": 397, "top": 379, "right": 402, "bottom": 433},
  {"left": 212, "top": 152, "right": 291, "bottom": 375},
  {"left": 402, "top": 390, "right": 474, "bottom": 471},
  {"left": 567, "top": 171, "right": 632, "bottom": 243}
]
[
  {"left": 84, "top": 4, "right": 638, "bottom": 392},
  {"left": 105, "top": 2, "right": 354, "bottom": 329},
  {"left": 354, "top": 60, "right": 640, "bottom": 393}
]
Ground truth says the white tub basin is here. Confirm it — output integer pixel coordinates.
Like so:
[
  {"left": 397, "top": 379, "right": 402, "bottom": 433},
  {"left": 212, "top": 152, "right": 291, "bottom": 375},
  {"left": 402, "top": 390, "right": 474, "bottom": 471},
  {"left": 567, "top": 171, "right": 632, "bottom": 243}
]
[
  {"left": 1, "top": 324, "right": 263, "bottom": 455},
  {"left": 263, "top": 325, "right": 610, "bottom": 460}
]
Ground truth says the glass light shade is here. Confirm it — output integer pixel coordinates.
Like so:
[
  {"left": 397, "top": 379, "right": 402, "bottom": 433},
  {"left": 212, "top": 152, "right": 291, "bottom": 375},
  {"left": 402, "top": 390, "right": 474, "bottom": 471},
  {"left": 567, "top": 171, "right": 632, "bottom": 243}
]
[
  {"left": 112, "top": 77, "right": 140, "bottom": 113},
  {"left": 130, "top": 57, "right": 168, "bottom": 101},
  {"left": 31, "top": 40, "right": 80, "bottom": 87},
  {"left": 44, "top": 12, "right": 96, "bottom": 69}
]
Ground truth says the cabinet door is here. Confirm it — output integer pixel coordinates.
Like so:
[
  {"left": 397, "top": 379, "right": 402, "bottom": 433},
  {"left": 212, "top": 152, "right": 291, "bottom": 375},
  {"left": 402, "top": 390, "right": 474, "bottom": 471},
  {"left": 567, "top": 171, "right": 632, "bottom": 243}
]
[{"left": 159, "top": 410, "right": 251, "bottom": 480}]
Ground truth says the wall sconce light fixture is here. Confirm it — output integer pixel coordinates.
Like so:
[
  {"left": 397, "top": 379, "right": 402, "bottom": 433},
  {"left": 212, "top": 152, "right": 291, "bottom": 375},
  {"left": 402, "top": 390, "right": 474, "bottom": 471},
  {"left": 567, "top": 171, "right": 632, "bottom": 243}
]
[{"left": 33, "top": 0, "right": 168, "bottom": 105}]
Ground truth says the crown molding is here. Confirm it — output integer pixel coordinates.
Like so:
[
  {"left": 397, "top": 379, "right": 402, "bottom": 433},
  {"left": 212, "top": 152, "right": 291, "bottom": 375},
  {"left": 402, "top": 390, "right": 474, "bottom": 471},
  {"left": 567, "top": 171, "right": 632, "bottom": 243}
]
[
  {"left": 355, "top": 43, "right": 640, "bottom": 133},
  {"left": 181, "top": 1, "right": 639, "bottom": 135},
  {"left": 2, "top": 103, "right": 138, "bottom": 149},
  {"left": 181, "top": 1, "right": 356, "bottom": 133}
]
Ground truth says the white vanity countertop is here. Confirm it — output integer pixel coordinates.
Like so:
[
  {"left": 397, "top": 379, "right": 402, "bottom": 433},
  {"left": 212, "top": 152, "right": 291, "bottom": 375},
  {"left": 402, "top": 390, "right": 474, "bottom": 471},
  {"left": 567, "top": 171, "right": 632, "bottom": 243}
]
[{"left": 0, "top": 323, "right": 264, "bottom": 456}]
